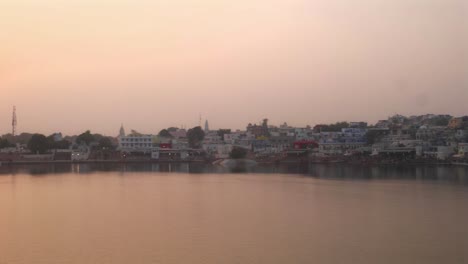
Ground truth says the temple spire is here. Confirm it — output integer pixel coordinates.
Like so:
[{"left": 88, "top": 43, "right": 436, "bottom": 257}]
[{"left": 119, "top": 124, "right": 126, "bottom": 137}]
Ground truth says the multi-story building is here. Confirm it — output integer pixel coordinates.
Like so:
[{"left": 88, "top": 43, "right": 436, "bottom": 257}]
[
  {"left": 118, "top": 126, "right": 154, "bottom": 152},
  {"left": 422, "top": 146, "right": 455, "bottom": 160},
  {"left": 224, "top": 131, "right": 254, "bottom": 146},
  {"left": 448, "top": 116, "right": 468, "bottom": 129},
  {"left": 269, "top": 136, "right": 295, "bottom": 151},
  {"left": 341, "top": 127, "right": 367, "bottom": 142},
  {"left": 294, "top": 127, "right": 313, "bottom": 140},
  {"left": 203, "top": 131, "right": 223, "bottom": 144},
  {"left": 119, "top": 134, "right": 154, "bottom": 152},
  {"left": 317, "top": 127, "right": 367, "bottom": 155},
  {"left": 416, "top": 126, "right": 446, "bottom": 141},
  {"left": 319, "top": 142, "right": 367, "bottom": 155},
  {"left": 247, "top": 119, "right": 269, "bottom": 138},
  {"left": 202, "top": 144, "right": 233, "bottom": 159},
  {"left": 448, "top": 118, "right": 462, "bottom": 129}
]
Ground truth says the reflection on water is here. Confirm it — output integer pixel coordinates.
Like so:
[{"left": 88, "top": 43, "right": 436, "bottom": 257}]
[
  {"left": 0, "top": 164, "right": 467, "bottom": 264},
  {"left": 1, "top": 163, "right": 468, "bottom": 184}
]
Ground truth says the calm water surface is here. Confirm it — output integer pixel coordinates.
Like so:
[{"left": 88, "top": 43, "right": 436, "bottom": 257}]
[{"left": 1, "top": 164, "right": 467, "bottom": 264}]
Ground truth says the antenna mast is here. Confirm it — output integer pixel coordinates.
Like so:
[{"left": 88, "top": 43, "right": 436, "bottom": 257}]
[{"left": 12, "top": 106, "right": 17, "bottom": 136}]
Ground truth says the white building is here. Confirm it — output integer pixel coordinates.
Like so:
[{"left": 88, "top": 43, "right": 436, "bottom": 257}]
[
  {"left": 223, "top": 131, "right": 255, "bottom": 145},
  {"left": 119, "top": 135, "right": 153, "bottom": 152},
  {"left": 171, "top": 139, "right": 189, "bottom": 150},
  {"left": 202, "top": 144, "right": 233, "bottom": 159},
  {"left": 294, "top": 128, "right": 312, "bottom": 140},
  {"left": 224, "top": 133, "right": 241, "bottom": 144},
  {"left": 423, "top": 146, "right": 455, "bottom": 160},
  {"left": 203, "top": 131, "right": 223, "bottom": 144},
  {"left": 118, "top": 126, "right": 154, "bottom": 152},
  {"left": 319, "top": 142, "right": 367, "bottom": 155}
]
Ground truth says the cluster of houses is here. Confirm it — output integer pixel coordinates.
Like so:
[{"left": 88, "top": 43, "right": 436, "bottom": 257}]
[
  {"left": 1, "top": 114, "right": 468, "bottom": 164},
  {"left": 366, "top": 115, "right": 468, "bottom": 163},
  {"left": 115, "top": 114, "right": 468, "bottom": 164}
]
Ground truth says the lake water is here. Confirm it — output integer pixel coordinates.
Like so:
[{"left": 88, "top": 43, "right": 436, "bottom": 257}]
[{"left": 1, "top": 163, "right": 467, "bottom": 264}]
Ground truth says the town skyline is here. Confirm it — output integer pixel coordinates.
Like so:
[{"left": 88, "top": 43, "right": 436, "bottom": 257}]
[
  {"left": 1, "top": 107, "right": 465, "bottom": 137},
  {"left": 2, "top": 111, "right": 467, "bottom": 164}
]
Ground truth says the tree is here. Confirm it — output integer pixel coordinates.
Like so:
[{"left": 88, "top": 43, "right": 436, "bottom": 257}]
[
  {"left": 427, "top": 116, "right": 451, "bottom": 127},
  {"left": 46, "top": 135, "right": 56, "bottom": 148},
  {"left": 46, "top": 135, "right": 71, "bottom": 149},
  {"left": 27, "top": 134, "right": 49, "bottom": 154},
  {"left": 0, "top": 137, "right": 14, "bottom": 149},
  {"left": 187, "top": 126, "right": 205, "bottom": 149},
  {"left": 1, "top": 133, "right": 34, "bottom": 145},
  {"left": 365, "top": 130, "right": 387, "bottom": 145},
  {"left": 76, "top": 130, "right": 95, "bottom": 145},
  {"left": 319, "top": 122, "right": 350, "bottom": 132},
  {"left": 92, "top": 133, "right": 105, "bottom": 143},
  {"left": 98, "top": 137, "right": 114, "bottom": 150},
  {"left": 229, "top": 147, "right": 248, "bottom": 159},
  {"left": 158, "top": 129, "right": 173, "bottom": 138},
  {"left": 54, "top": 140, "right": 71, "bottom": 149}
]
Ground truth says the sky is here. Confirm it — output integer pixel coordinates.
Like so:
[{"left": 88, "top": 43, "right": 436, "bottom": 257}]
[{"left": 1, "top": 0, "right": 467, "bottom": 136}]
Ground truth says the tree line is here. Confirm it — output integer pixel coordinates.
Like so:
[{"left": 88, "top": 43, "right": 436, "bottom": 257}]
[{"left": 0, "top": 131, "right": 116, "bottom": 154}]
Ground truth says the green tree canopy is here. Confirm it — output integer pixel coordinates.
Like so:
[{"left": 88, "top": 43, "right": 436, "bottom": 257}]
[
  {"left": 187, "top": 126, "right": 205, "bottom": 149},
  {"left": 0, "top": 137, "right": 14, "bottom": 149},
  {"left": 76, "top": 130, "right": 95, "bottom": 145},
  {"left": 158, "top": 129, "right": 173, "bottom": 138},
  {"left": 427, "top": 116, "right": 451, "bottom": 126},
  {"left": 229, "top": 147, "right": 248, "bottom": 159},
  {"left": 98, "top": 137, "right": 114, "bottom": 150},
  {"left": 1, "top": 133, "right": 34, "bottom": 145},
  {"left": 55, "top": 140, "right": 71, "bottom": 149},
  {"left": 364, "top": 129, "right": 388, "bottom": 145},
  {"left": 319, "top": 122, "right": 350, "bottom": 132},
  {"left": 27, "top": 134, "right": 49, "bottom": 154},
  {"left": 46, "top": 135, "right": 71, "bottom": 150}
]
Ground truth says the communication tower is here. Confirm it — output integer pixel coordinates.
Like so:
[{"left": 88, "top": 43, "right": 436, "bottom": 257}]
[{"left": 12, "top": 106, "right": 17, "bottom": 136}]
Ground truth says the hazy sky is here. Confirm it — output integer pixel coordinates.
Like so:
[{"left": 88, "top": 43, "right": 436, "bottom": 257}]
[{"left": 1, "top": 0, "right": 467, "bottom": 136}]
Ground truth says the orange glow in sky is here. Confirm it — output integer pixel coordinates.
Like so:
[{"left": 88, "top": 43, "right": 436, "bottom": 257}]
[{"left": 1, "top": 0, "right": 467, "bottom": 135}]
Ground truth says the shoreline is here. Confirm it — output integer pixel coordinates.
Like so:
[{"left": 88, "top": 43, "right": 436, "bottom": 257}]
[
  {"left": 0, "top": 159, "right": 466, "bottom": 167},
  {"left": 0, "top": 160, "right": 207, "bottom": 165}
]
